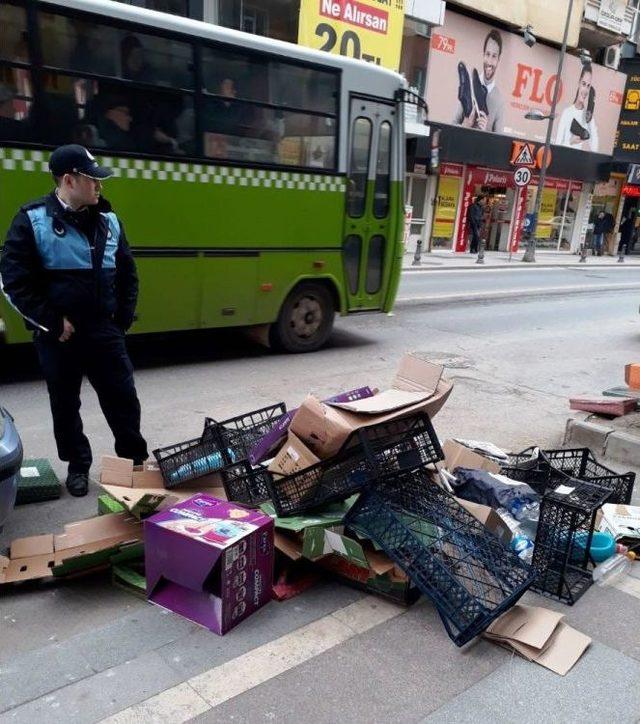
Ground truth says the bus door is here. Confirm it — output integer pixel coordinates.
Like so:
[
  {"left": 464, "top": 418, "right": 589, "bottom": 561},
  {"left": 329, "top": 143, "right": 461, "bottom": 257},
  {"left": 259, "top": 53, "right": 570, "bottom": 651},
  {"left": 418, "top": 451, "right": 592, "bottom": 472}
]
[{"left": 343, "top": 98, "right": 396, "bottom": 310}]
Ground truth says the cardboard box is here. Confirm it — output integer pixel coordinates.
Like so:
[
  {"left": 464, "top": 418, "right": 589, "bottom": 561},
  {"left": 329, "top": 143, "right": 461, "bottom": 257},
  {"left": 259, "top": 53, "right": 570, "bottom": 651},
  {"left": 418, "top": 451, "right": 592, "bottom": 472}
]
[
  {"left": 288, "top": 354, "right": 452, "bottom": 460},
  {"left": 455, "top": 498, "right": 513, "bottom": 546},
  {"left": 0, "top": 513, "right": 143, "bottom": 584},
  {"left": 484, "top": 604, "right": 591, "bottom": 676},
  {"left": 442, "top": 440, "right": 501, "bottom": 475},
  {"left": 144, "top": 494, "right": 274, "bottom": 635},
  {"left": 99, "top": 455, "right": 225, "bottom": 518},
  {"left": 267, "top": 431, "right": 320, "bottom": 477},
  {"left": 625, "top": 363, "right": 640, "bottom": 390}
]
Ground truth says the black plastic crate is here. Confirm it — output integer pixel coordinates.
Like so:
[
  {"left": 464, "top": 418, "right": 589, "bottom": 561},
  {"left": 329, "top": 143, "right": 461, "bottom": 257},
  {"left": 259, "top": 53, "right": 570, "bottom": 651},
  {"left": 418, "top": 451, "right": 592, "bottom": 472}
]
[
  {"left": 531, "top": 480, "right": 612, "bottom": 605},
  {"left": 153, "top": 435, "right": 228, "bottom": 488},
  {"left": 502, "top": 447, "right": 635, "bottom": 504},
  {"left": 544, "top": 448, "right": 634, "bottom": 505},
  {"left": 204, "top": 403, "right": 286, "bottom": 462},
  {"left": 267, "top": 413, "right": 444, "bottom": 517},
  {"left": 220, "top": 460, "right": 272, "bottom": 507},
  {"left": 344, "top": 468, "right": 536, "bottom": 646}
]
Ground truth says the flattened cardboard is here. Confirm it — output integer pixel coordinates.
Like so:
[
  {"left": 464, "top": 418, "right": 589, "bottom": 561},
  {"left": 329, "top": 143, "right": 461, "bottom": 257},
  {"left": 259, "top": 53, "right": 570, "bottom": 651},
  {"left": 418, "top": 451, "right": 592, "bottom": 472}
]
[
  {"left": 101, "top": 456, "right": 134, "bottom": 486},
  {"left": 0, "top": 513, "right": 143, "bottom": 584},
  {"left": 267, "top": 431, "right": 321, "bottom": 476},
  {"left": 485, "top": 604, "right": 564, "bottom": 649},
  {"left": 485, "top": 605, "right": 591, "bottom": 676},
  {"left": 100, "top": 483, "right": 227, "bottom": 519},
  {"left": 274, "top": 531, "right": 303, "bottom": 561},
  {"left": 442, "top": 440, "right": 501, "bottom": 474},
  {"left": 329, "top": 354, "right": 442, "bottom": 414}
]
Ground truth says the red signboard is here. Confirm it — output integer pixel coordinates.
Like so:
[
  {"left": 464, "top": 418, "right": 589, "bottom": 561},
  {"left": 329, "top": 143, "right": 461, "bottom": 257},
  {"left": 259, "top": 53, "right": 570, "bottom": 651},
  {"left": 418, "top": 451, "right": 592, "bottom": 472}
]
[
  {"left": 440, "top": 162, "right": 464, "bottom": 177},
  {"left": 622, "top": 184, "right": 640, "bottom": 197}
]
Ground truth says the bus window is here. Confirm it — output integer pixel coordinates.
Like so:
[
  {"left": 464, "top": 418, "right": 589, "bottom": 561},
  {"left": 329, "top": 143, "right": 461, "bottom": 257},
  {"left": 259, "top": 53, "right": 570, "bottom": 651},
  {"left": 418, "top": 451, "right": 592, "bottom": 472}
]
[
  {"left": 1, "top": 3, "right": 29, "bottom": 63},
  {"left": 202, "top": 48, "right": 268, "bottom": 105},
  {"left": 268, "top": 64, "right": 337, "bottom": 115},
  {"left": 39, "top": 11, "right": 194, "bottom": 90},
  {"left": 347, "top": 118, "right": 372, "bottom": 218},
  {"left": 365, "top": 235, "right": 385, "bottom": 294},
  {"left": 373, "top": 121, "right": 392, "bottom": 219}
]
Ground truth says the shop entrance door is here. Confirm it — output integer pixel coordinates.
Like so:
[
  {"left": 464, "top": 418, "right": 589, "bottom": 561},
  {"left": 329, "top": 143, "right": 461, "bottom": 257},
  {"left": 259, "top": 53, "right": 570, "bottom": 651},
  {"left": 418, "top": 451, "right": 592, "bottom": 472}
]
[{"left": 482, "top": 187, "right": 516, "bottom": 252}]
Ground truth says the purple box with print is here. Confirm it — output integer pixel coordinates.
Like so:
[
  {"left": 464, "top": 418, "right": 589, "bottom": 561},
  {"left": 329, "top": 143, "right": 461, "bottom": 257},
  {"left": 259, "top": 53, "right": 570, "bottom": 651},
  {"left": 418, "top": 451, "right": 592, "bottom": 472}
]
[{"left": 144, "top": 494, "right": 274, "bottom": 635}]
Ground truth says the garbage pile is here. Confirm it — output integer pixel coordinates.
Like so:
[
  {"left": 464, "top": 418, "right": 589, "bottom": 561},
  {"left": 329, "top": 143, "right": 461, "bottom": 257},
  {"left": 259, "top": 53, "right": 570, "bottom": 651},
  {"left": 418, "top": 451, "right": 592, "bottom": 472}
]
[{"left": 2, "top": 353, "right": 638, "bottom": 673}]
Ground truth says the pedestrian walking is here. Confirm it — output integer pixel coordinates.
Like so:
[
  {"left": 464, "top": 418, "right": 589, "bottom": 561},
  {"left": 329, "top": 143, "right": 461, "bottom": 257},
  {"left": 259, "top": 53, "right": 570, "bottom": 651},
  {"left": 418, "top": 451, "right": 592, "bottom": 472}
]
[
  {"left": 468, "top": 195, "right": 485, "bottom": 254},
  {"left": 0, "top": 144, "right": 148, "bottom": 497},
  {"left": 618, "top": 211, "right": 635, "bottom": 256}
]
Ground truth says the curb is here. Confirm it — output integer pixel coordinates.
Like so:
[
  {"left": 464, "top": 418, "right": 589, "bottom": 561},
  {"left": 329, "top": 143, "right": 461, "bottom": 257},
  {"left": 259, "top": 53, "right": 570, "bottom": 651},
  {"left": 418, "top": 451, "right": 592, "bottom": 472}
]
[
  {"left": 564, "top": 417, "right": 640, "bottom": 469},
  {"left": 402, "top": 263, "right": 640, "bottom": 273},
  {"left": 395, "top": 282, "right": 640, "bottom": 308}
]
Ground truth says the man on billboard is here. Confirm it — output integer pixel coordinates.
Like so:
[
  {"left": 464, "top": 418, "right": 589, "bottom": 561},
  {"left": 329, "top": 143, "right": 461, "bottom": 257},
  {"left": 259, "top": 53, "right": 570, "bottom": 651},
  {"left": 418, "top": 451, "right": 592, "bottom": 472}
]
[{"left": 454, "top": 29, "right": 505, "bottom": 134}]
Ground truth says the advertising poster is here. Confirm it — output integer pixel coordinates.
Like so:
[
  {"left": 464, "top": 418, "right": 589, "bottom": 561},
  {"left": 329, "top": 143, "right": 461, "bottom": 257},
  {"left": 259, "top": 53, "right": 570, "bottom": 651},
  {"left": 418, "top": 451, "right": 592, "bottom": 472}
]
[
  {"left": 427, "top": 12, "right": 626, "bottom": 155},
  {"left": 537, "top": 187, "right": 558, "bottom": 240},
  {"left": 298, "top": 0, "right": 405, "bottom": 71},
  {"left": 433, "top": 176, "right": 461, "bottom": 237}
]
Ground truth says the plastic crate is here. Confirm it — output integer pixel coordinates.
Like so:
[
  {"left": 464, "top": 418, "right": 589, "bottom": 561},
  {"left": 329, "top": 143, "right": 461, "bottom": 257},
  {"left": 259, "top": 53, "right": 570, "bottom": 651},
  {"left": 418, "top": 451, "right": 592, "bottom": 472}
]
[
  {"left": 531, "top": 480, "right": 612, "bottom": 605},
  {"left": 502, "top": 447, "right": 635, "bottom": 504},
  {"left": 267, "top": 413, "right": 443, "bottom": 517},
  {"left": 544, "top": 448, "right": 634, "bottom": 505},
  {"left": 15, "top": 459, "right": 61, "bottom": 505},
  {"left": 344, "top": 468, "right": 536, "bottom": 646},
  {"left": 204, "top": 403, "right": 286, "bottom": 462},
  {"left": 220, "top": 460, "right": 272, "bottom": 507},
  {"left": 153, "top": 435, "right": 230, "bottom": 488}
]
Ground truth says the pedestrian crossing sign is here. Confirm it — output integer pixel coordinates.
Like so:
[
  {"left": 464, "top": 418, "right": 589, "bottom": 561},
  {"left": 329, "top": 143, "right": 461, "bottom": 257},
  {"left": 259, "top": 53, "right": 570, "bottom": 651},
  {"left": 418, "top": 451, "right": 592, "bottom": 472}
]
[{"left": 510, "top": 141, "right": 535, "bottom": 167}]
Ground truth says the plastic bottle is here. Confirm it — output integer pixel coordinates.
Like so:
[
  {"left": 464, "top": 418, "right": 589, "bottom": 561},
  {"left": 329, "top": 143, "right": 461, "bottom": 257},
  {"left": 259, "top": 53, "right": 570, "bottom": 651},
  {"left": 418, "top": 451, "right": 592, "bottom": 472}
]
[
  {"left": 511, "top": 532, "right": 534, "bottom": 564},
  {"left": 592, "top": 552, "right": 637, "bottom": 587},
  {"left": 508, "top": 498, "right": 540, "bottom": 523}
]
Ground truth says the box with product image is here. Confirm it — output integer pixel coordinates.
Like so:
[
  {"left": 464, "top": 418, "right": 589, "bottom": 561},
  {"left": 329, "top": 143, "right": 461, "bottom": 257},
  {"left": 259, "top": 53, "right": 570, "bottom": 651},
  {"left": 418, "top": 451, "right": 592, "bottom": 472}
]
[{"left": 144, "top": 494, "right": 274, "bottom": 635}]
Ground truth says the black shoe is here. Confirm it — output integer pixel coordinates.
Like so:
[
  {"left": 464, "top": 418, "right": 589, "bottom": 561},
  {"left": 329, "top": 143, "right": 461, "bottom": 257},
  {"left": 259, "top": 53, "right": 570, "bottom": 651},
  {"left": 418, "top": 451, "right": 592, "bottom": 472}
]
[
  {"left": 66, "top": 472, "right": 89, "bottom": 497},
  {"left": 472, "top": 68, "right": 488, "bottom": 115},
  {"left": 457, "top": 62, "right": 473, "bottom": 118}
]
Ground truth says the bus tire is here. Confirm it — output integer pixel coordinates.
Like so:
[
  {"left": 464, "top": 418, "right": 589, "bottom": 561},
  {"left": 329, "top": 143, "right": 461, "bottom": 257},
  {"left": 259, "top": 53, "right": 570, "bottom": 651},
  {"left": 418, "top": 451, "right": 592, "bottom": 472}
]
[{"left": 270, "top": 282, "right": 335, "bottom": 353}]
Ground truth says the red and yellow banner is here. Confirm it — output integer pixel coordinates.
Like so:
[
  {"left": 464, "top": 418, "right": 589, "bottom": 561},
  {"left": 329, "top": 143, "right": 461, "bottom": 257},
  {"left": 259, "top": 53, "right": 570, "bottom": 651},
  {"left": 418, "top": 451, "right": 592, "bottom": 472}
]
[{"left": 298, "top": 0, "right": 405, "bottom": 71}]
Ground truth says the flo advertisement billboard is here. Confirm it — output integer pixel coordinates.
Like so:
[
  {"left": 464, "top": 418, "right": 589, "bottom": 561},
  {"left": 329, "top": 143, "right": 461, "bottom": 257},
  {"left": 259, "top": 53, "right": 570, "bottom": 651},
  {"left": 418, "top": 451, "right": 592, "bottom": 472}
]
[{"left": 426, "top": 12, "right": 626, "bottom": 156}]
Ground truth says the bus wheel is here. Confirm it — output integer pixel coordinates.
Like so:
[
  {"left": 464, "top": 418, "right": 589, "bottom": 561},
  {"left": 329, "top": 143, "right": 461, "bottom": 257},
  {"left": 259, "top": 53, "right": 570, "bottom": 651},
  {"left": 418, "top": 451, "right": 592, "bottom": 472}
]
[{"left": 270, "top": 282, "right": 335, "bottom": 353}]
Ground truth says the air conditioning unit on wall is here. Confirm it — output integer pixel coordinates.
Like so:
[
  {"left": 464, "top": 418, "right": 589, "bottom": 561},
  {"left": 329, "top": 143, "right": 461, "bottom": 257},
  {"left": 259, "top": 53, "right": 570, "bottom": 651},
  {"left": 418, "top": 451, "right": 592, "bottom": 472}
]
[{"left": 602, "top": 44, "right": 622, "bottom": 70}]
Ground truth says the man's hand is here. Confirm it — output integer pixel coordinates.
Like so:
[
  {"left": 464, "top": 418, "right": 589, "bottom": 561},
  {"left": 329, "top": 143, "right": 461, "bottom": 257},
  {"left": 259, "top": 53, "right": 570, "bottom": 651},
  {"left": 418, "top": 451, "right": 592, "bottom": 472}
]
[
  {"left": 476, "top": 111, "right": 488, "bottom": 131},
  {"left": 460, "top": 109, "right": 477, "bottom": 128},
  {"left": 59, "top": 316, "right": 75, "bottom": 342}
]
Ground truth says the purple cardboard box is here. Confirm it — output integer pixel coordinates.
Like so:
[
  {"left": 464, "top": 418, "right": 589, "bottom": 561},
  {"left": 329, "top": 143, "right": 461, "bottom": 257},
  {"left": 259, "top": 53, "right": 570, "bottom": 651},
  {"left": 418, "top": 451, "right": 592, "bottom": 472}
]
[{"left": 144, "top": 494, "right": 274, "bottom": 635}]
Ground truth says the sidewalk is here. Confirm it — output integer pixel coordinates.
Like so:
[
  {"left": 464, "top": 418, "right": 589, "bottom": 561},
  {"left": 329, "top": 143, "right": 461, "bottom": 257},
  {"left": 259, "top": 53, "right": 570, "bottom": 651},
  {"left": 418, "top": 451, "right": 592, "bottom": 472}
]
[{"left": 403, "top": 248, "right": 640, "bottom": 271}]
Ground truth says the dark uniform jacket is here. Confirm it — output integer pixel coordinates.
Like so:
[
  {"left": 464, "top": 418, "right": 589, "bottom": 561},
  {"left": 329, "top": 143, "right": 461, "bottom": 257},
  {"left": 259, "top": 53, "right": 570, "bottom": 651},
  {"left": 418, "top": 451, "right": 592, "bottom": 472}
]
[{"left": 0, "top": 191, "right": 138, "bottom": 338}]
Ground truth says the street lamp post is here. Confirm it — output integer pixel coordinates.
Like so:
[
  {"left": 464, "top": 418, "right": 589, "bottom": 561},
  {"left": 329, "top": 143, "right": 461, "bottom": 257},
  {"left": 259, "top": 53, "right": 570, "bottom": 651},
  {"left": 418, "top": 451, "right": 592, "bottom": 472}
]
[{"left": 521, "top": 0, "right": 575, "bottom": 263}]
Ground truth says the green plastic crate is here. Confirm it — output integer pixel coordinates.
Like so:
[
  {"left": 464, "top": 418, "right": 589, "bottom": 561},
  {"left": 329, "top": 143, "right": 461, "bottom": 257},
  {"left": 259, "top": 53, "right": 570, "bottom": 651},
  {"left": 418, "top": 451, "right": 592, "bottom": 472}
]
[{"left": 15, "top": 459, "right": 61, "bottom": 505}]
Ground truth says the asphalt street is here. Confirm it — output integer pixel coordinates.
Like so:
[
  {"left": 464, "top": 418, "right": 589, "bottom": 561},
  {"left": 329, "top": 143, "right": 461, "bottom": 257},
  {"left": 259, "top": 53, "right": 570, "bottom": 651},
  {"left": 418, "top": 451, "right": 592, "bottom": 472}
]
[{"left": 1, "top": 269, "right": 640, "bottom": 723}]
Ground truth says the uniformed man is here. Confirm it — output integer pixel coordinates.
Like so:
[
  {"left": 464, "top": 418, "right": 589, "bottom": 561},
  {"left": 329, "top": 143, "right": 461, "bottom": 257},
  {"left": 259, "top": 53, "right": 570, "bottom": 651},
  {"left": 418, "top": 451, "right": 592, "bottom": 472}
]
[{"left": 0, "top": 144, "right": 148, "bottom": 497}]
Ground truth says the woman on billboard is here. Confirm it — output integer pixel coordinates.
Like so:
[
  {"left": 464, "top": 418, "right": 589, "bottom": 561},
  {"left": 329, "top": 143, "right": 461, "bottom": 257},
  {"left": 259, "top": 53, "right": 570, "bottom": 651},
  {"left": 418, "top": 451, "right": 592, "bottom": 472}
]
[{"left": 555, "top": 63, "right": 599, "bottom": 152}]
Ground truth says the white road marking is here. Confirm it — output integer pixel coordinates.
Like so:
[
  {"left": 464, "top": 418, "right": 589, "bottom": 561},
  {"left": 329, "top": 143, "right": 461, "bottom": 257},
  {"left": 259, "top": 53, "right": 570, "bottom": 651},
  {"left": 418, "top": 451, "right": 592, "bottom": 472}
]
[
  {"left": 100, "top": 596, "right": 404, "bottom": 723},
  {"left": 402, "top": 265, "right": 640, "bottom": 275}
]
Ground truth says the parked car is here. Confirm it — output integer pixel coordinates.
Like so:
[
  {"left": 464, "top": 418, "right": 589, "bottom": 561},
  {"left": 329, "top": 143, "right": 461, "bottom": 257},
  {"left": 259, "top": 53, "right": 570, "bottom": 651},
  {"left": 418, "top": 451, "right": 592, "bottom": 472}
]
[{"left": 0, "top": 407, "right": 23, "bottom": 531}]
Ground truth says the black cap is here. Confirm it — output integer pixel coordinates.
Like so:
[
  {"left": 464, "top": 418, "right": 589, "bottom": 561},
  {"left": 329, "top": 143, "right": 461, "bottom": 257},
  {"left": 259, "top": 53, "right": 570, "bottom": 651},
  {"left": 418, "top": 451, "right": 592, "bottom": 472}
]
[{"left": 48, "top": 144, "right": 113, "bottom": 180}]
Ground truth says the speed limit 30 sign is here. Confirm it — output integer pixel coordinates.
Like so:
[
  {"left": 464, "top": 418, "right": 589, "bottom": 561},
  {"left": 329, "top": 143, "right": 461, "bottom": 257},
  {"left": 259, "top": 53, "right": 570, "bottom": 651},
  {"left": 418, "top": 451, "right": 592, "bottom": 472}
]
[{"left": 514, "top": 167, "right": 532, "bottom": 187}]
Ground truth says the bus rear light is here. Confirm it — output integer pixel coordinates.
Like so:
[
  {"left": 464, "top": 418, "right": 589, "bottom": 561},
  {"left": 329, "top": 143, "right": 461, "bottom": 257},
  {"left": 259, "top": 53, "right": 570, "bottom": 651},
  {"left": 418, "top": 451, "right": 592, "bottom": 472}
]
[{"left": 260, "top": 283, "right": 273, "bottom": 292}]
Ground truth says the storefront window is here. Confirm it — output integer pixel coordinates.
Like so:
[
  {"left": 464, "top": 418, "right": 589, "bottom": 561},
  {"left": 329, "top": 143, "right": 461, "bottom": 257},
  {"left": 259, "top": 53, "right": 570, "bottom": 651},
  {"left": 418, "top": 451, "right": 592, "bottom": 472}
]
[
  {"left": 525, "top": 180, "right": 582, "bottom": 251},
  {"left": 587, "top": 176, "right": 623, "bottom": 253},
  {"left": 430, "top": 166, "right": 462, "bottom": 250}
]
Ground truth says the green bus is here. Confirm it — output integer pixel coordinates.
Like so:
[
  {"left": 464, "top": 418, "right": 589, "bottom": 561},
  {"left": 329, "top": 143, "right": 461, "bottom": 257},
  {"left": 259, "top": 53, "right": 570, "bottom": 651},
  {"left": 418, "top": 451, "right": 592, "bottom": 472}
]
[{"left": 0, "top": 0, "right": 407, "bottom": 352}]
